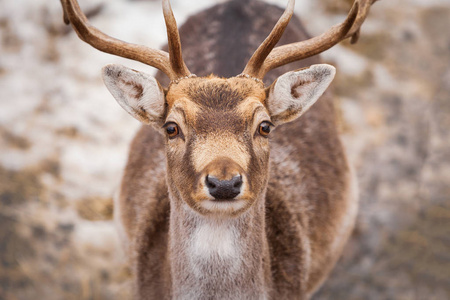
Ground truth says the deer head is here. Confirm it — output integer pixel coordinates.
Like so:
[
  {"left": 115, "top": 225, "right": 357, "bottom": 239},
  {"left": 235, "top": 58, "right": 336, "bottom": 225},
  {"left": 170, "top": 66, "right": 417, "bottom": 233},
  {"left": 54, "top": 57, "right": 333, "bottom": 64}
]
[{"left": 61, "top": 0, "right": 376, "bottom": 216}]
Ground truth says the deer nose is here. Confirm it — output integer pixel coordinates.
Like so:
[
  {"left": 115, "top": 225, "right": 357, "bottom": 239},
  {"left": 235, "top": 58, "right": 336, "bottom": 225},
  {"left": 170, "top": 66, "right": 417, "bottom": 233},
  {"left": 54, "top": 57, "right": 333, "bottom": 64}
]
[{"left": 205, "top": 175, "right": 243, "bottom": 200}]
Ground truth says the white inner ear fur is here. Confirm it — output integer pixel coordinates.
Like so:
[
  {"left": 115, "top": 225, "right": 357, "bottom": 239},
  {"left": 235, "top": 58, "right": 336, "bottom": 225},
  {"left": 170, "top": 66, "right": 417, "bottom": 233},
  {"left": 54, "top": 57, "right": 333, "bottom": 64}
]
[
  {"left": 102, "top": 64, "right": 165, "bottom": 125},
  {"left": 267, "top": 64, "right": 336, "bottom": 125}
]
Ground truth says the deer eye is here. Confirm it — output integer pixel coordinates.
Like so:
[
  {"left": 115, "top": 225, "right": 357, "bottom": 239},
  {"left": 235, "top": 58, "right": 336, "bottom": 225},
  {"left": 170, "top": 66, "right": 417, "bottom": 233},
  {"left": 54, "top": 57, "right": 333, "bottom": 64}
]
[
  {"left": 258, "top": 121, "right": 273, "bottom": 137},
  {"left": 164, "top": 122, "right": 179, "bottom": 139}
]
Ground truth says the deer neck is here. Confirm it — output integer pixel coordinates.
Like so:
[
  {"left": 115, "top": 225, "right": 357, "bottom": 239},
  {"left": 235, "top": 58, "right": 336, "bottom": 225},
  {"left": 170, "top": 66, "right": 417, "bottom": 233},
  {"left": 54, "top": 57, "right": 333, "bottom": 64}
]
[{"left": 168, "top": 195, "right": 271, "bottom": 299}]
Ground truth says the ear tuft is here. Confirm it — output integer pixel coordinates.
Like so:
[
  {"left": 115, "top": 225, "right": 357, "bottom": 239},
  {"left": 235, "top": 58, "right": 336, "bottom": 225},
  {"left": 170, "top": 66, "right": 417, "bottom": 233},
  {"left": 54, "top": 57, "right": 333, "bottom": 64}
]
[
  {"left": 102, "top": 64, "right": 165, "bottom": 125},
  {"left": 267, "top": 64, "right": 336, "bottom": 125}
]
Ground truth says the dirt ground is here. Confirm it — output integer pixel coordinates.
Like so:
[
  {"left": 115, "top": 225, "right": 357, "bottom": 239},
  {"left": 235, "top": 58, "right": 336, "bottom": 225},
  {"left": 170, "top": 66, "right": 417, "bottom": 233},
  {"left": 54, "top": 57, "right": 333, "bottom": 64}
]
[{"left": 1, "top": 0, "right": 449, "bottom": 299}]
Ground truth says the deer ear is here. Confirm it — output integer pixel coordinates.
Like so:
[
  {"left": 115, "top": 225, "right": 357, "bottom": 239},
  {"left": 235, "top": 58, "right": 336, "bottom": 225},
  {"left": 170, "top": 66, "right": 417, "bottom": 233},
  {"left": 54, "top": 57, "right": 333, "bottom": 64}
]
[
  {"left": 102, "top": 64, "right": 165, "bottom": 126},
  {"left": 266, "top": 64, "right": 336, "bottom": 125}
]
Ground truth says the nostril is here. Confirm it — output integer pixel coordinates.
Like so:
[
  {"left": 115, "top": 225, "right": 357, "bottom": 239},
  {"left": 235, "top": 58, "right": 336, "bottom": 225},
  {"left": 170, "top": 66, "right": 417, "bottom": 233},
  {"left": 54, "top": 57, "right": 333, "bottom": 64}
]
[
  {"left": 232, "top": 175, "right": 243, "bottom": 189},
  {"left": 205, "top": 174, "right": 243, "bottom": 200},
  {"left": 205, "top": 175, "right": 218, "bottom": 189}
]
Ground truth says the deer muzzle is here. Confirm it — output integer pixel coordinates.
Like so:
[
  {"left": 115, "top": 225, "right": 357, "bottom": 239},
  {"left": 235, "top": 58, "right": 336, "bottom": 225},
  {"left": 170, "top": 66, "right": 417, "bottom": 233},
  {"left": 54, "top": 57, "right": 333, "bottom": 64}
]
[{"left": 201, "top": 157, "right": 246, "bottom": 201}]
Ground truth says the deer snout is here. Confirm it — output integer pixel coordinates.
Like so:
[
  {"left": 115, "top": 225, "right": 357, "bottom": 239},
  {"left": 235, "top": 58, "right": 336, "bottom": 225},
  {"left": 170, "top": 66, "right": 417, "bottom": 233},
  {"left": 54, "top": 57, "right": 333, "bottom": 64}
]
[
  {"left": 201, "top": 157, "right": 245, "bottom": 200},
  {"left": 205, "top": 175, "right": 243, "bottom": 200}
]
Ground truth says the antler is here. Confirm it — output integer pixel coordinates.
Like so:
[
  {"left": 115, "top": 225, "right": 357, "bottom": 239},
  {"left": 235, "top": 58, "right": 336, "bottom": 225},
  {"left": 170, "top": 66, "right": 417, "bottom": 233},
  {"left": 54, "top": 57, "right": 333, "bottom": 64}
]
[
  {"left": 60, "top": 0, "right": 191, "bottom": 81},
  {"left": 242, "top": 0, "right": 378, "bottom": 79}
]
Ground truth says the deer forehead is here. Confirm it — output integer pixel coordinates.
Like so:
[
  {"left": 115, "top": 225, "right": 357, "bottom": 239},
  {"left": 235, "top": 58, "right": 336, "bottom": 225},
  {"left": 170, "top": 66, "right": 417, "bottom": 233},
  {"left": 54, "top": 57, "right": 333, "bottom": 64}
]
[{"left": 166, "top": 77, "right": 266, "bottom": 111}]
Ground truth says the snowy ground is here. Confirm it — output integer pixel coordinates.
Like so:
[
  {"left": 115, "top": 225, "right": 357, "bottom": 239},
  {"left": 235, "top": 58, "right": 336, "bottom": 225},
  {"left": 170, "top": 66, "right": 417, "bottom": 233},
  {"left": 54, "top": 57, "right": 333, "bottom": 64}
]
[{"left": 1, "top": 0, "right": 449, "bottom": 299}]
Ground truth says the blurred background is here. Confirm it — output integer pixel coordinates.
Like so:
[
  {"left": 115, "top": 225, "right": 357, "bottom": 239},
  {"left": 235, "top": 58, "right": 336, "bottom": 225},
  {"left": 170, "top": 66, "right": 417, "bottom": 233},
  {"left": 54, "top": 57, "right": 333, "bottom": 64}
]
[{"left": 0, "top": 0, "right": 449, "bottom": 299}]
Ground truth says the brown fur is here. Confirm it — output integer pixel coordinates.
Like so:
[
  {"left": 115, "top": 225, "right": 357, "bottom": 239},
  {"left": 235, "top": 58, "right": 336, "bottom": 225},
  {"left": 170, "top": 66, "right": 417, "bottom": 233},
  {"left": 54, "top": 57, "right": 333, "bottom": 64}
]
[{"left": 116, "top": 0, "right": 357, "bottom": 299}]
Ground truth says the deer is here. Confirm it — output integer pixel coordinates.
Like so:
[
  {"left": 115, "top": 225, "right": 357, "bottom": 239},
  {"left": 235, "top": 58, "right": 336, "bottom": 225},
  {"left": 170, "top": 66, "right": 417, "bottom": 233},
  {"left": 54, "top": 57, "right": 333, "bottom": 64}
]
[{"left": 60, "top": 0, "right": 377, "bottom": 298}]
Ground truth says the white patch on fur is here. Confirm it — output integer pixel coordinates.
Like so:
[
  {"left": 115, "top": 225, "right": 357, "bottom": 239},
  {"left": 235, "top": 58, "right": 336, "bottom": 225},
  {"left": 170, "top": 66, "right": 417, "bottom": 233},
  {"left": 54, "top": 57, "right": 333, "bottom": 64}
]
[
  {"left": 191, "top": 221, "right": 238, "bottom": 259},
  {"left": 267, "top": 64, "right": 336, "bottom": 125},
  {"left": 102, "top": 64, "right": 165, "bottom": 125},
  {"left": 187, "top": 218, "right": 243, "bottom": 281},
  {"left": 172, "top": 205, "right": 267, "bottom": 299}
]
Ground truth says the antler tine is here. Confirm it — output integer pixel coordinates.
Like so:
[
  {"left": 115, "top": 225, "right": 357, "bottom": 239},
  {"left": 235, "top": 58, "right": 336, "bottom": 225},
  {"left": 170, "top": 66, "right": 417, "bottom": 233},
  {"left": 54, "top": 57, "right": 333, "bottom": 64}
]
[
  {"left": 245, "top": 0, "right": 377, "bottom": 79},
  {"left": 162, "top": 0, "right": 191, "bottom": 79},
  {"left": 241, "top": 0, "right": 295, "bottom": 78},
  {"left": 345, "top": 0, "right": 379, "bottom": 44},
  {"left": 60, "top": 0, "right": 185, "bottom": 80}
]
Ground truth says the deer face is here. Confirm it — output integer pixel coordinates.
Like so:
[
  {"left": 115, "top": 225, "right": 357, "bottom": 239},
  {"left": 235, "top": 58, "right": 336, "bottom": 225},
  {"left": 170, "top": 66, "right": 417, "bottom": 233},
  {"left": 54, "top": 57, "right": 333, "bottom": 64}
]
[
  {"left": 162, "top": 77, "right": 270, "bottom": 216},
  {"left": 102, "top": 64, "right": 335, "bottom": 216}
]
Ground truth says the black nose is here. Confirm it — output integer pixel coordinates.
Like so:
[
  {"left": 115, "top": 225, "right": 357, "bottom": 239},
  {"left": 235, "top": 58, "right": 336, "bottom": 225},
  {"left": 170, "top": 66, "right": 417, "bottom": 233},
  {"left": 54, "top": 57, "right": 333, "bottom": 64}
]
[{"left": 205, "top": 175, "right": 243, "bottom": 200}]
